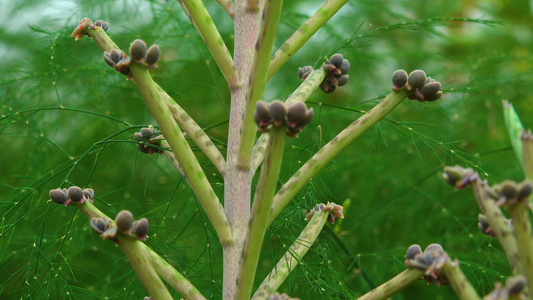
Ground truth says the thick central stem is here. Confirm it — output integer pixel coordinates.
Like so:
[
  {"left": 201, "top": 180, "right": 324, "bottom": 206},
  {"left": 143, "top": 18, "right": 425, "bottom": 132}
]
[{"left": 224, "top": 1, "right": 261, "bottom": 299}]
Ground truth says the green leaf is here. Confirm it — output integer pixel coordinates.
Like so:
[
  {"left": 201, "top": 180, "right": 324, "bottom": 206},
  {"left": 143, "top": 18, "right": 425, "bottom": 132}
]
[{"left": 503, "top": 100, "right": 524, "bottom": 168}]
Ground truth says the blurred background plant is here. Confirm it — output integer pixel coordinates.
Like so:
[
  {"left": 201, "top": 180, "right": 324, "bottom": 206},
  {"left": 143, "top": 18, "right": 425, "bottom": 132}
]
[{"left": 1, "top": 0, "right": 532, "bottom": 299}]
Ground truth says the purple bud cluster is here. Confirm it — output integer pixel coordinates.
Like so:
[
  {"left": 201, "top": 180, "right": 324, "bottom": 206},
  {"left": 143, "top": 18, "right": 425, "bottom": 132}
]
[
  {"left": 70, "top": 17, "right": 108, "bottom": 41},
  {"left": 305, "top": 202, "right": 344, "bottom": 224},
  {"left": 129, "top": 39, "right": 160, "bottom": 69},
  {"left": 405, "top": 243, "right": 450, "bottom": 286},
  {"left": 91, "top": 210, "right": 149, "bottom": 242},
  {"left": 392, "top": 70, "right": 443, "bottom": 102},
  {"left": 254, "top": 101, "right": 314, "bottom": 137},
  {"left": 104, "top": 49, "right": 132, "bottom": 78},
  {"left": 49, "top": 186, "right": 94, "bottom": 207},
  {"left": 134, "top": 127, "right": 164, "bottom": 155},
  {"left": 491, "top": 179, "right": 532, "bottom": 207},
  {"left": 442, "top": 165, "right": 479, "bottom": 189},
  {"left": 484, "top": 276, "right": 527, "bottom": 299}
]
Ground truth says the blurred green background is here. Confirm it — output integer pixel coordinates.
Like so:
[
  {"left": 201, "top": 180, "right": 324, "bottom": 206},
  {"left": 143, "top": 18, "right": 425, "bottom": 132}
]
[{"left": 1, "top": 0, "right": 532, "bottom": 299}]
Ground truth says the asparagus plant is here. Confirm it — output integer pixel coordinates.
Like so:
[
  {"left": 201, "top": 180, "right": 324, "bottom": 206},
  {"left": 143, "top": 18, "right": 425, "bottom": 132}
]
[{"left": 43, "top": 2, "right": 524, "bottom": 299}]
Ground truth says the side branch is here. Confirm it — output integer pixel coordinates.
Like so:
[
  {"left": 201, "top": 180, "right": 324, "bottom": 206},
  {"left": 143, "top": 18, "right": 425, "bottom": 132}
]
[
  {"left": 357, "top": 269, "right": 423, "bottom": 300},
  {"left": 84, "top": 26, "right": 226, "bottom": 175},
  {"left": 236, "top": 126, "right": 287, "bottom": 300},
  {"left": 215, "top": 0, "right": 235, "bottom": 18},
  {"left": 252, "top": 206, "right": 332, "bottom": 300},
  {"left": 267, "top": 0, "right": 348, "bottom": 79},
  {"left": 268, "top": 90, "right": 408, "bottom": 226},
  {"left": 251, "top": 67, "right": 327, "bottom": 173},
  {"left": 130, "top": 64, "right": 233, "bottom": 244},
  {"left": 179, "top": 0, "right": 239, "bottom": 89}
]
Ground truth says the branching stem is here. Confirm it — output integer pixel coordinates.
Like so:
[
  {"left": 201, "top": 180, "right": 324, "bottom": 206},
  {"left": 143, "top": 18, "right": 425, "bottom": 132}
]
[
  {"left": 356, "top": 269, "right": 423, "bottom": 300},
  {"left": 508, "top": 202, "right": 533, "bottom": 293},
  {"left": 441, "top": 258, "right": 481, "bottom": 300},
  {"left": 267, "top": 0, "right": 348, "bottom": 79},
  {"left": 178, "top": 0, "right": 239, "bottom": 89},
  {"left": 130, "top": 64, "right": 233, "bottom": 245},
  {"left": 252, "top": 208, "right": 330, "bottom": 300},
  {"left": 236, "top": 126, "right": 286, "bottom": 300},
  {"left": 268, "top": 90, "right": 407, "bottom": 226},
  {"left": 251, "top": 67, "right": 326, "bottom": 173}
]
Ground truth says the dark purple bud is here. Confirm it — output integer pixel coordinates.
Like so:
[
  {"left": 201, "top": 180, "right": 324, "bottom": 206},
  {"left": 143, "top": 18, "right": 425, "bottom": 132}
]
[
  {"left": 50, "top": 188, "right": 68, "bottom": 205},
  {"left": 90, "top": 217, "right": 109, "bottom": 235},
  {"left": 499, "top": 180, "right": 518, "bottom": 199},
  {"left": 329, "top": 54, "right": 344, "bottom": 68},
  {"left": 287, "top": 102, "right": 306, "bottom": 128},
  {"left": 392, "top": 70, "right": 408, "bottom": 91},
  {"left": 425, "top": 91, "right": 442, "bottom": 102},
  {"left": 141, "top": 127, "right": 155, "bottom": 138},
  {"left": 506, "top": 275, "right": 527, "bottom": 295},
  {"left": 518, "top": 181, "right": 532, "bottom": 199},
  {"left": 133, "top": 218, "right": 149, "bottom": 239},
  {"left": 424, "top": 243, "right": 444, "bottom": 255},
  {"left": 134, "top": 132, "right": 144, "bottom": 142},
  {"left": 269, "top": 100, "right": 288, "bottom": 126},
  {"left": 67, "top": 186, "right": 85, "bottom": 202},
  {"left": 254, "top": 101, "right": 272, "bottom": 129},
  {"left": 83, "top": 188, "right": 94, "bottom": 203},
  {"left": 339, "top": 59, "right": 350, "bottom": 74},
  {"left": 420, "top": 82, "right": 441, "bottom": 97},
  {"left": 323, "top": 64, "right": 336, "bottom": 73},
  {"left": 407, "top": 70, "right": 427, "bottom": 89},
  {"left": 406, "top": 244, "right": 422, "bottom": 260},
  {"left": 115, "top": 210, "right": 134, "bottom": 234},
  {"left": 338, "top": 75, "right": 349, "bottom": 87},
  {"left": 146, "top": 45, "right": 160, "bottom": 68},
  {"left": 130, "top": 39, "right": 147, "bottom": 64}
]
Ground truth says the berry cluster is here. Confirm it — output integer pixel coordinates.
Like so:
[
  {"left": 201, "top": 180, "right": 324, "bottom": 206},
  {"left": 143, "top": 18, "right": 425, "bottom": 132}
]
[
  {"left": 392, "top": 69, "right": 442, "bottom": 102},
  {"left": 104, "top": 49, "right": 132, "bottom": 78},
  {"left": 91, "top": 210, "right": 149, "bottom": 242},
  {"left": 305, "top": 202, "right": 344, "bottom": 224},
  {"left": 485, "top": 276, "right": 527, "bottom": 299},
  {"left": 254, "top": 101, "right": 314, "bottom": 137},
  {"left": 129, "top": 39, "right": 161, "bottom": 69},
  {"left": 297, "top": 53, "right": 350, "bottom": 93},
  {"left": 70, "top": 17, "right": 109, "bottom": 41},
  {"left": 405, "top": 244, "right": 449, "bottom": 286},
  {"left": 134, "top": 127, "right": 164, "bottom": 155},
  {"left": 49, "top": 186, "right": 94, "bottom": 207}
]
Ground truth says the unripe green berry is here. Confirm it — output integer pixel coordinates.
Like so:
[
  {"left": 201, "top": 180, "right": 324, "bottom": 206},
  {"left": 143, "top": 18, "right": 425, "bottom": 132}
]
[
  {"left": 408, "top": 70, "right": 427, "bottom": 89},
  {"left": 129, "top": 39, "right": 147, "bottom": 64},
  {"left": 115, "top": 210, "right": 134, "bottom": 234}
]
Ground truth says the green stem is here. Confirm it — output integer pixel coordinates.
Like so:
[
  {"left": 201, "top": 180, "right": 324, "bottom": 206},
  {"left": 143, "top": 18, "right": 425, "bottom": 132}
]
[
  {"left": 179, "top": 0, "right": 239, "bottom": 89},
  {"left": 215, "top": 0, "right": 235, "bottom": 18},
  {"left": 120, "top": 237, "right": 173, "bottom": 300},
  {"left": 441, "top": 258, "right": 481, "bottom": 300},
  {"left": 236, "top": 127, "right": 287, "bottom": 300},
  {"left": 251, "top": 68, "right": 326, "bottom": 173},
  {"left": 84, "top": 26, "right": 226, "bottom": 176},
  {"left": 522, "top": 133, "right": 533, "bottom": 182},
  {"left": 471, "top": 180, "right": 523, "bottom": 276},
  {"left": 142, "top": 243, "right": 206, "bottom": 300},
  {"left": 508, "top": 202, "right": 533, "bottom": 293},
  {"left": 236, "top": 0, "right": 284, "bottom": 169},
  {"left": 252, "top": 209, "right": 330, "bottom": 300},
  {"left": 223, "top": 1, "right": 262, "bottom": 298},
  {"left": 160, "top": 140, "right": 185, "bottom": 176},
  {"left": 267, "top": 0, "right": 348, "bottom": 79},
  {"left": 268, "top": 90, "right": 407, "bottom": 226},
  {"left": 130, "top": 64, "right": 233, "bottom": 245},
  {"left": 156, "top": 84, "right": 226, "bottom": 175},
  {"left": 73, "top": 202, "right": 174, "bottom": 300},
  {"left": 356, "top": 269, "right": 424, "bottom": 300}
]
